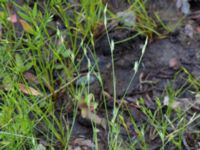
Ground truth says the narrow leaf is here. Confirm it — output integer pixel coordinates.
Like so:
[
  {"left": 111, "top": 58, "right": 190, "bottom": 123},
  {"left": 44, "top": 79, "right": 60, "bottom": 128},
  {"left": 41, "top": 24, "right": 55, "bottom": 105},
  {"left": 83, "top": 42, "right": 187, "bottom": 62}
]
[{"left": 32, "top": 3, "right": 38, "bottom": 18}]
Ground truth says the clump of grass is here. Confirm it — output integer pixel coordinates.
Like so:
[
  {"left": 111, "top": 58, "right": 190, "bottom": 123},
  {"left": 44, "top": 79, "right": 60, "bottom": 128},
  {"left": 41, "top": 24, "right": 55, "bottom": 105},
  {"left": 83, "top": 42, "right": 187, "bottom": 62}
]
[
  {"left": 0, "top": 0, "right": 105, "bottom": 149},
  {"left": 130, "top": 0, "right": 161, "bottom": 38},
  {"left": 112, "top": 0, "right": 174, "bottom": 39}
]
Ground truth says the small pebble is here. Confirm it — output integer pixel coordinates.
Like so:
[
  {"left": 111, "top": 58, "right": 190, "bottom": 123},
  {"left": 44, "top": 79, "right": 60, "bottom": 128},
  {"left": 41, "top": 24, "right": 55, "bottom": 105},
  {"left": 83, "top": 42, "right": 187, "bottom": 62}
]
[
  {"left": 76, "top": 74, "right": 96, "bottom": 86},
  {"left": 169, "top": 58, "right": 181, "bottom": 70},
  {"left": 117, "top": 10, "right": 136, "bottom": 27},
  {"left": 184, "top": 24, "right": 193, "bottom": 38},
  {"left": 196, "top": 26, "right": 200, "bottom": 33}
]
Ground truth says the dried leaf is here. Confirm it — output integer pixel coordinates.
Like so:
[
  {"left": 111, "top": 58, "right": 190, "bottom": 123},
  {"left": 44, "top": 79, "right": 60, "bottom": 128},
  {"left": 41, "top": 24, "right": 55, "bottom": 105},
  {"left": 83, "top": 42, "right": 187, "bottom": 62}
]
[
  {"left": 81, "top": 107, "right": 106, "bottom": 129},
  {"left": 18, "top": 83, "right": 43, "bottom": 96},
  {"left": 163, "top": 95, "right": 200, "bottom": 110},
  {"left": 78, "top": 101, "right": 106, "bottom": 130},
  {"left": 73, "top": 138, "right": 95, "bottom": 148},
  {"left": 19, "top": 19, "right": 35, "bottom": 34},
  {"left": 163, "top": 96, "right": 182, "bottom": 109}
]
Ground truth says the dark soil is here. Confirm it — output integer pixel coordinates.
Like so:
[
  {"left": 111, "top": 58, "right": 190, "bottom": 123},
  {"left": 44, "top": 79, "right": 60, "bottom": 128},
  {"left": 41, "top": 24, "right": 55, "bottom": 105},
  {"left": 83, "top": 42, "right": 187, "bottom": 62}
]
[{"left": 72, "top": 1, "right": 200, "bottom": 149}]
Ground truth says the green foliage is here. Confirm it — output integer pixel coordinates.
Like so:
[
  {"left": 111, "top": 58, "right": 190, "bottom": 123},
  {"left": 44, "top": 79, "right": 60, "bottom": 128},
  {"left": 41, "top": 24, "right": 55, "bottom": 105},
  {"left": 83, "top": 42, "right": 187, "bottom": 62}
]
[{"left": 0, "top": 0, "right": 197, "bottom": 149}]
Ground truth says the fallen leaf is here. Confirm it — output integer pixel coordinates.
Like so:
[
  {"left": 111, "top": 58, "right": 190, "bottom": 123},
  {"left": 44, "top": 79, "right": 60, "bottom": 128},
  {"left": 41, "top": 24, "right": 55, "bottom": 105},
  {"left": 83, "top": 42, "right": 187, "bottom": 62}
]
[
  {"left": 7, "top": 14, "right": 18, "bottom": 23},
  {"left": 19, "top": 19, "right": 35, "bottom": 34},
  {"left": 163, "top": 96, "right": 183, "bottom": 109},
  {"left": 163, "top": 95, "right": 200, "bottom": 110},
  {"left": 78, "top": 100, "right": 106, "bottom": 130},
  {"left": 73, "top": 138, "right": 95, "bottom": 148},
  {"left": 18, "top": 83, "right": 43, "bottom": 96},
  {"left": 81, "top": 108, "right": 107, "bottom": 130}
]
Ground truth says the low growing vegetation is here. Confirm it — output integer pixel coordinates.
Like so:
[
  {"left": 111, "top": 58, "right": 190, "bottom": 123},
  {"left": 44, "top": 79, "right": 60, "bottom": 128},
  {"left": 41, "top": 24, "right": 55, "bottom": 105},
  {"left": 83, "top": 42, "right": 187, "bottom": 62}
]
[{"left": 0, "top": 0, "right": 199, "bottom": 149}]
